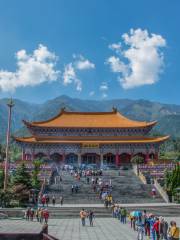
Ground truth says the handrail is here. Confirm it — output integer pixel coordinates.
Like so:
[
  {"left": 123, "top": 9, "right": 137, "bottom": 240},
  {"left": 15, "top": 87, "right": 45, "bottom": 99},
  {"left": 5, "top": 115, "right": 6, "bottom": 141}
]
[{"left": 43, "top": 233, "right": 59, "bottom": 240}]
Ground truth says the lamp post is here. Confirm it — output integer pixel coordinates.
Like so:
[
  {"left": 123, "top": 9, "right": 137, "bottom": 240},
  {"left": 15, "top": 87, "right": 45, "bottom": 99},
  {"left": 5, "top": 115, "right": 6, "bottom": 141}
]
[{"left": 4, "top": 98, "right": 14, "bottom": 191}]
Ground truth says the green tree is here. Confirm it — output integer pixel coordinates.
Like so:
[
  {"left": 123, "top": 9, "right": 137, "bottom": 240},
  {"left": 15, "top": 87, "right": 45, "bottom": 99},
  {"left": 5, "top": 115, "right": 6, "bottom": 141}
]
[
  {"left": 12, "top": 162, "right": 32, "bottom": 188},
  {"left": 0, "top": 144, "right": 5, "bottom": 162},
  {"left": 0, "top": 170, "right": 4, "bottom": 189},
  {"left": 131, "top": 155, "right": 144, "bottom": 164},
  {"left": 165, "top": 164, "right": 180, "bottom": 195},
  {"left": 11, "top": 163, "right": 32, "bottom": 205},
  {"left": 0, "top": 189, "right": 12, "bottom": 207},
  {"left": 31, "top": 159, "right": 42, "bottom": 190}
]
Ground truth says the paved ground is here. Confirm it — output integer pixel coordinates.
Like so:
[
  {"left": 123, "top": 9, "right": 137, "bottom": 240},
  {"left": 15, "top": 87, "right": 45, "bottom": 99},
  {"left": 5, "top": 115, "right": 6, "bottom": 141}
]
[{"left": 0, "top": 217, "right": 180, "bottom": 240}]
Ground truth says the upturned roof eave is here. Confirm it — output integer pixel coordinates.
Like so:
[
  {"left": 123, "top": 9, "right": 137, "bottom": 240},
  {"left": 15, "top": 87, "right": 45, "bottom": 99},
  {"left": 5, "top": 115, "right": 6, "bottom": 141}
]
[{"left": 14, "top": 135, "right": 170, "bottom": 144}]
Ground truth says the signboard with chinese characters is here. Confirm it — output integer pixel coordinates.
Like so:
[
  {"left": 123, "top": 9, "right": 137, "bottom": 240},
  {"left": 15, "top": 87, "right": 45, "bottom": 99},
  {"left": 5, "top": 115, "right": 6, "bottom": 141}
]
[{"left": 82, "top": 143, "right": 99, "bottom": 148}]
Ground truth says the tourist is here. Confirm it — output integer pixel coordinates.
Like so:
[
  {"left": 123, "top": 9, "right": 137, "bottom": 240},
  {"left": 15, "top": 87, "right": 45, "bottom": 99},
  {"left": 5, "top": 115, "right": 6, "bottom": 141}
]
[
  {"left": 41, "top": 195, "right": 46, "bottom": 207},
  {"left": 149, "top": 216, "right": 156, "bottom": 240},
  {"left": 46, "top": 194, "right": 50, "bottom": 207},
  {"left": 39, "top": 208, "right": 44, "bottom": 224},
  {"left": 152, "top": 187, "right": 156, "bottom": 198},
  {"left": 153, "top": 217, "right": 160, "bottom": 240},
  {"left": 121, "top": 208, "right": 127, "bottom": 224},
  {"left": 52, "top": 195, "right": 56, "bottom": 206},
  {"left": 120, "top": 207, "right": 124, "bottom": 223},
  {"left": 116, "top": 205, "right": 120, "bottom": 219},
  {"left": 129, "top": 215, "right": 134, "bottom": 228},
  {"left": 91, "top": 177, "right": 95, "bottom": 185},
  {"left": 75, "top": 184, "right": 78, "bottom": 193},
  {"left": 60, "top": 196, "right": 64, "bottom": 206},
  {"left": 136, "top": 220, "right": 145, "bottom": 240},
  {"left": 95, "top": 177, "right": 98, "bottom": 184},
  {"left": 104, "top": 197, "right": 108, "bottom": 209},
  {"left": 25, "top": 207, "right": 30, "bottom": 221},
  {"left": 132, "top": 217, "right": 136, "bottom": 231},
  {"left": 108, "top": 194, "right": 113, "bottom": 206},
  {"left": 35, "top": 208, "right": 40, "bottom": 222},
  {"left": 80, "top": 209, "right": 87, "bottom": 226},
  {"left": 87, "top": 176, "right": 90, "bottom": 184},
  {"left": 144, "top": 216, "right": 150, "bottom": 238},
  {"left": 168, "top": 221, "right": 179, "bottom": 240},
  {"left": 111, "top": 204, "right": 116, "bottom": 218},
  {"left": 43, "top": 209, "right": 49, "bottom": 224},
  {"left": 30, "top": 208, "right": 35, "bottom": 221},
  {"left": 162, "top": 218, "right": 168, "bottom": 240},
  {"left": 88, "top": 210, "right": 95, "bottom": 227},
  {"left": 159, "top": 217, "right": 167, "bottom": 240},
  {"left": 71, "top": 184, "right": 74, "bottom": 193}
]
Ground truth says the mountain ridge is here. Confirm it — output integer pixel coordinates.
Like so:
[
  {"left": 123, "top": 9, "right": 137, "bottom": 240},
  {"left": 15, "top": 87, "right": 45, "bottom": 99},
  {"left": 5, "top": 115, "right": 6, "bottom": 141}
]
[{"left": 0, "top": 95, "right": 180, "bottom": 141}]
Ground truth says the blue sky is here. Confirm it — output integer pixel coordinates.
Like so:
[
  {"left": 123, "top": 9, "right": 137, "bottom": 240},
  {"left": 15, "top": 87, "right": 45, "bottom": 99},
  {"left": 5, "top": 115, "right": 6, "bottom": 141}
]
[{"left": 0, "top": 0, "right": 179, "bottom": 104}]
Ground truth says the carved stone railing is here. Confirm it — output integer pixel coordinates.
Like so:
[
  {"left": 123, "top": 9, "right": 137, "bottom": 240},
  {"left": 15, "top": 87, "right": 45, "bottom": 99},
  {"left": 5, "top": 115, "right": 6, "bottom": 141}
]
[
  {"left": 154, "top": 179, "right": 170, "bottom": 203},
  {"left": 43, "top": 234, "right": 59, "bottom": 240}
]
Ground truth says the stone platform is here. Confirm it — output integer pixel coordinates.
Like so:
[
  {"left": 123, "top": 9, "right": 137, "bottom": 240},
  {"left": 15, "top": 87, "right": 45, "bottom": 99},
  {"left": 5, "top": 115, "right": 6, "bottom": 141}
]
[{"left": 0, "top": 217, "right": 180, "bottom": 240}]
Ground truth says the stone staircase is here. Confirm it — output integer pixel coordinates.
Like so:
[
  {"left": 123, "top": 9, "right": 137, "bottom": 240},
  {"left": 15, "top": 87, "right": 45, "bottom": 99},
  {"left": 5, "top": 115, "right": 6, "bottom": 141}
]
[
  {"left": 46, "top": 169, "right": 164, "bottom": 204},
  {"left": 104, "top": 170, "right": 164, "bottom": 203},
  {"left": 47, "top": 171, "right": 101, "bottom": 204}
]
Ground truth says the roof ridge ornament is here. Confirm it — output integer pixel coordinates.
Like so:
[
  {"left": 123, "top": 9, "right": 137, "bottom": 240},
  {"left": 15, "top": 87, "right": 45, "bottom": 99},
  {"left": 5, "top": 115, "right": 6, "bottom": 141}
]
[
  {"left": 112, "top": 107, "right": 117, "bottom": 113},
  {"left": 61, "top": 107, "right": 66, "bottom": 112}
]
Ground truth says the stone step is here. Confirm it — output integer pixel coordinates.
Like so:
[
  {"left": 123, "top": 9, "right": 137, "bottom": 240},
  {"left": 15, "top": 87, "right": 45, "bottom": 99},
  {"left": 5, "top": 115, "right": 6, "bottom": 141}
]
[{"left": 46, "top": 169, "right": 164, "bottom": 204}]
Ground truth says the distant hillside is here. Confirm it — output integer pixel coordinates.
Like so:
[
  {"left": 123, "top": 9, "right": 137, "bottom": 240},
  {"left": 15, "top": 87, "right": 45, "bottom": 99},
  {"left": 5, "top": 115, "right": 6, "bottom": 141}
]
[{"left": 1, "top": 95, "right": 180, "bottom": 141}]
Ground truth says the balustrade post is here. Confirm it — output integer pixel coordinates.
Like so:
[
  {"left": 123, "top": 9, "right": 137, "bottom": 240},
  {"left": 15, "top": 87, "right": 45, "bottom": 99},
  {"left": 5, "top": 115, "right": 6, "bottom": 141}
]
[
  {"left": 100, "top": 153, "right": 103, "bottom": 167},
  {"left": 145, "top": 152, "right": 149, "bottom": 164},
  {"left": 155, "top": 152, "right": 159, "bottom": 161},
  {"left": 22, "top": 149, "right": 25, "bottom": 161},
  {"left": 115, "top": 153, "right": 119, "bottom": 166},
  {"left": 78, "top": 153, "right": 81, "bottom": 167}
]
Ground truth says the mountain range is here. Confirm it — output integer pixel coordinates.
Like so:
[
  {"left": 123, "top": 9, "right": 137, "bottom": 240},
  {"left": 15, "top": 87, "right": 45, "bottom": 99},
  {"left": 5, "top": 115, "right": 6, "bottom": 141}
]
[{"left": 0, "top": 95, "right": 180, "bottom": 142}]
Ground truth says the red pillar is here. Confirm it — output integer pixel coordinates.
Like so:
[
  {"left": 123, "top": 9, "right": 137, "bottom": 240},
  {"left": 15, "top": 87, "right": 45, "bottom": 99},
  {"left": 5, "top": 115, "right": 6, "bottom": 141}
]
[
  {"left": 22, "top": 149, "right": 25, "bottom": 161},
  {"left": 62, "top": 152, "right": 65, "bottom": 165},
  {"left": 115, "top": 153, "right": 119, "bottom": 166},
  {"left": 155, "top": 152, "right": 158, "bottom": 161},
  {"left": 145, "top": 153, "right": 149, "bottom": 164}
]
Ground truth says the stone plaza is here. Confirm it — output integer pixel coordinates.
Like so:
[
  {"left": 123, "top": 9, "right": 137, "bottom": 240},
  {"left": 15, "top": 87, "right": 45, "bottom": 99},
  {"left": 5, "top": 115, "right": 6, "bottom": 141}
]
[{"left": 0, "top": 216, "right": 180, "bottom": 240}]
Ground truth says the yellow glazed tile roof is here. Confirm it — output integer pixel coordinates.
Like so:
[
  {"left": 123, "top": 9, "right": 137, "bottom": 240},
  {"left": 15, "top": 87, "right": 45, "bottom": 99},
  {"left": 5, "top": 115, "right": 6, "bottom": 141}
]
[
  {"left": 14, "top": 135, "right": 169, "bottom": 144},
  {"left": 25, "top": 109, "right": 157, "bottom": 128}
]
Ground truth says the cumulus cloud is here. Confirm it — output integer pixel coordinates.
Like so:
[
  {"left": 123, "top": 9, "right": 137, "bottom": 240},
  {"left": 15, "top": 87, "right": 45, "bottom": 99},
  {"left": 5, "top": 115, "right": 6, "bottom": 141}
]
[
  {"left": 74, "top": 55, "right": 95, "bottom": 70},
  {"left": 99, "top": 82, "right": 108, "bottom": 98},
  {"left": 102, "top": 92, "right": 107, "bottom": 98},
  {"left": 0, "top": 44, "right": 59, "bottom": 92},
  {"left": 63, "top": 63, "right": 82, "bottom": 91},
  {"left": 100, "top": 82, "right": 108, "bottom": 91},
  {"left": 62, "top": 55, "right": 95, "bottom": 91},
  {"left": 89, "top": 91, "right": 95, "bottom": 96},
  {"left": 106, "top": 28, "right": 166, "bottom": 89}
]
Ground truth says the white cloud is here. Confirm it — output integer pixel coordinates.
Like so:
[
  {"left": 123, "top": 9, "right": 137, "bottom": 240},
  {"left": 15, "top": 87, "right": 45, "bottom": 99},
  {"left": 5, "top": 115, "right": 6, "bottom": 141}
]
[
  {"left": 99, "top": 82, "right": 108, "bottom": 98},
  {"left": 100, "top": 82, "right": 108, "bottom": 91},
  {"left": 89, "top": 91, "right": 95, "bottom": 96},
  {"left": 0, "top": 44, "right": 59, "bottom": 92},
  {"left": 62, "top": 55, "right": 95, "bottom": 91},
  {"left": 102, "top": 92, "right": 107, "bottom": 98},
  {"left": 63, "top": 63, "right": 82, "bottom": 91},
  {"left": 107, "top": 56, "right": 128, "bottom": 73},
  {"left": 75, "top": 55, "right": 95, "bottom": 70},
  {"left": 106, "top": 28, "right": 166, "bottom": 89},
  {"left": 109, "top": 42, "right": 121, "bottom": 54}
]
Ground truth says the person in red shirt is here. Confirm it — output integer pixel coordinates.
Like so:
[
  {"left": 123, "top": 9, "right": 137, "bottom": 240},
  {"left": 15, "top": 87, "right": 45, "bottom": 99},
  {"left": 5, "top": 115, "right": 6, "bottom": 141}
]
[
  {"left": 153, "top": 217, "right": 160, "bottom": 240},
  {"left": 41, "top": 196, "right": 46, "bottom": 207},
  {"left": 43, "top": 209, "right": 49, "bottom": 224}
]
